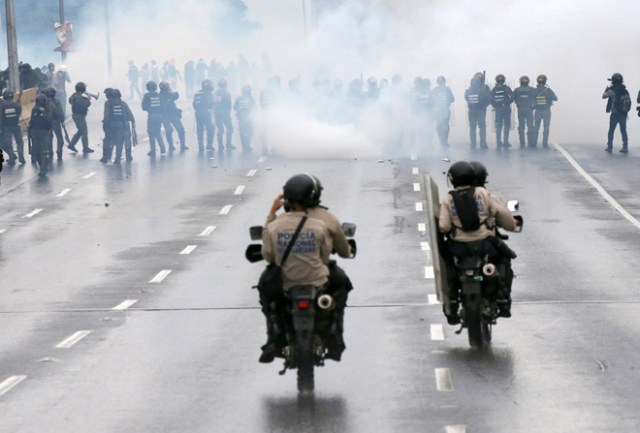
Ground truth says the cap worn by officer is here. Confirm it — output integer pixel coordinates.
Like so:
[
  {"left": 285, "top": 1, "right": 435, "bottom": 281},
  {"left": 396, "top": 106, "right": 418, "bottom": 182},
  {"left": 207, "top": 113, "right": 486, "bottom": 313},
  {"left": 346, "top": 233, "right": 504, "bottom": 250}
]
[
  {"left": 283, "top": 174, "right": 323, "bottom": 208},
  {"left": 609, "top": 73, "right": 623, "bottom": 84},
  {"left": 448, "top": 161, "right": 476, "bottom": 188}
]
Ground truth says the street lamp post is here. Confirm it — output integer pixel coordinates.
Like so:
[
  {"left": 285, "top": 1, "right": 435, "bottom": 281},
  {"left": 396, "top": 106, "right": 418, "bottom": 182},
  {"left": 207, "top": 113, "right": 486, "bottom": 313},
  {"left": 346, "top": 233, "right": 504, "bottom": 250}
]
[
  {"left": 59, "top": 0, "right": 67, "bottom": 63},
  {"left": 105, "top": 0, "right": 112, "bottom": 78},
  {"left": 5, "top": 0, "right": 19, "bottom": 92}
]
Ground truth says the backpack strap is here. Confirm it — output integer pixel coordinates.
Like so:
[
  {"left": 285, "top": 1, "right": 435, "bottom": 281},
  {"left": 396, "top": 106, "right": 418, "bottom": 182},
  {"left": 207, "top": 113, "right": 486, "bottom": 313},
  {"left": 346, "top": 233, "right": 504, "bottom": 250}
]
[{"left": 280, "top": 215, "right": 307, "bottom": 266}]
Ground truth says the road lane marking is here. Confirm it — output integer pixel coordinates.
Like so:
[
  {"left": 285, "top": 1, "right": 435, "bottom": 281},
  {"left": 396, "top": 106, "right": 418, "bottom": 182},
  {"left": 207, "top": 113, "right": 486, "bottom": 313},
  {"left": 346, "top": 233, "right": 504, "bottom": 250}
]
[
  {"left": 0, "top": 229, "right": 6, "bottom": 235},
  {"left": 446, "top": 426, "right": 467, "bottom": 433},
  {"left": 435, "top": 368, "right": 453, "bottom": 391},
  {"left": 22, "top": 208, "right": 43, "bottom": 219},
  {"left": 257, "top": 156, "right": 267, "bottom": 163},
  {"left": 412, "top": 167, "right": 419, "bottom": 175},
  {"left": 415, "top": 202, "right": 423, "bottom": 211},
  {"left": 112, "top": 300, "right": 137, "bottom": 310},
  {"left": 199, "top": 226, "right": 217, "bottom": 236},
  {"left": 425, "top": 266, "right": 434, "bottom": 279},
  {"left": 219, "top": 205, "right": 233, "bottom": 215},
  {"left": 82, "top": 171, "right": 97, "bottom": 179},
  {"left": 413, "top": 183, "right": 421, "bottom": 192},
  {"left": 55, "top": 330, "right": 92, "bottom": 348},
  {"left": 411, "top": 154, "right": 417, "bottom": 160},
  {"left": 430, "top": 324, "right": 445, "bottom": 341},
  {"left": 421, "top": 242, "right": 431, "bottom": 251},
  {"left": 428, "top": 294, "right": 440, "bottom": 305},
  {"left": 247, "top": 169, "right": 257, "bottom": 177},
  {"left": 149, "top": 270, "right": 172, "bottom": 283},
  {"left": 234, "top": 185, "right": 246, "bottom": 195},
  {"left": 143, "top": 137, "right": 150, "bottom": 142},
  {"left": 0, "top": 375, "right": 27, "bottom": 396},
  {"left": 179, "top": 245, "right": 198, "bottom": 255},
  {"left": 56, "top": 188, "right": 72, "bottom": 197},
  {"left": 418, "top": 223, "right": 426, "bottom": 233},
  {"left": 556, "top": 144, "right": 640, "bottom": 230}
]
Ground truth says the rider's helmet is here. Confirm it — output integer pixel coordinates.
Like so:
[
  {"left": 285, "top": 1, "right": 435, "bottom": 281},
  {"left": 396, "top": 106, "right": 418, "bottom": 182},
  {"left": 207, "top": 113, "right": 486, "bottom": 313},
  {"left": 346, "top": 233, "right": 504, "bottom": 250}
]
[
  {"left": 469, "top": 161, "right": 488, "bottom": 187},
  {"left": 447, "top": 161, "right": 476, "bottom": 188},
  {"left": 283, "top": 174, "right": 323, "bottom": 208}
]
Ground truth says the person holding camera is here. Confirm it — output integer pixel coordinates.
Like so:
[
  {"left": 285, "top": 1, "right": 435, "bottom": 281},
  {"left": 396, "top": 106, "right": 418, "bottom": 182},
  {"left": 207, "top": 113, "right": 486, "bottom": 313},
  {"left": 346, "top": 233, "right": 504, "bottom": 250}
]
[{"left": 602, "top": 73, "right": 631, "bottom": 153}]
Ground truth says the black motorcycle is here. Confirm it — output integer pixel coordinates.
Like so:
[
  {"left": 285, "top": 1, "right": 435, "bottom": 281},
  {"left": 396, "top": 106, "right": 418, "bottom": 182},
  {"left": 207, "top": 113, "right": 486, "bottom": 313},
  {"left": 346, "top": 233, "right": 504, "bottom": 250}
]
[{"left": 245, "top": 222, "right": 356, "bottom": 393}]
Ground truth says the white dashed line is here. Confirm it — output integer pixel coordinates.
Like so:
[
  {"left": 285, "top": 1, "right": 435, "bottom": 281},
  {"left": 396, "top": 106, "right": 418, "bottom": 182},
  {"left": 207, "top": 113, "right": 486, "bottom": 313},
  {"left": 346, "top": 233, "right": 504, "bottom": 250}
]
[
  {"left": 421, "top": 242, "right": 431, "bottom": 251},
  {"left": 112, "top": 299, "right": 138, "bottom": 310},
  {"left": 82, "top": 171, "right": 97, "bottom": 179},
  {"left": 411, "top": 154, "right": 417, "bottom": 161},
  {"left": 428, "top": 294, "right": 441, "bottom": 305},
  {"left": 234, "top": 185, "right": 246, "bottom": 195},
  {"left": 55, "top": 330, "right": 92, "bottom": 349},
  {"left": 199, "top": 226, "right": 217, "bottom": 236},
  {"left": 247, "top": 169, "right": 257, "bottom": 177},
  {"left": 413, "top": 183, "right": 421, "bottom": 192},
  {"left": 56, "top": 188, "right": 72, "bottom": 197},
  {"left": 219, "top": 205, "right": 233, "bottom": 215},
  {"left": 143, "top": 137, "right": 150, "bottom": 142},
  {"left": 149, "top": 269, "right": 172, "bottom": 283},
  {"left": 446, "top": 425, "right": 467, "bottom": 433},
  {"left": 179, "top": 245, "right": 198, "bottom": 255},
  {"left": 0, "top": 375, "right": 27, "bottom": 397},
  {"left": 418, "top": 223, "right": 426, "bottom": 233},
  {"left": 412, "top": 167, "right": 419, "bottom": 175},
  {"left": 0, "top": 229, "right": 6, "bottom": 235},
  {"left": 415, "top": 202, "right": 424, "bottom": 211},
  {"left": 257, "top": 156, "right": 267, "bottom": 164},
  {"left": 22, "top": 208, "right": 43, "bottom": 219},
  {"left": 424, "top": 266, "right": 434, "bottom": 279},
  {"left": 430, "top": 324, "right": 445, "bottom": 341},
  {"left": 435, "top": 368, "right": 453, "bottom": 391}
]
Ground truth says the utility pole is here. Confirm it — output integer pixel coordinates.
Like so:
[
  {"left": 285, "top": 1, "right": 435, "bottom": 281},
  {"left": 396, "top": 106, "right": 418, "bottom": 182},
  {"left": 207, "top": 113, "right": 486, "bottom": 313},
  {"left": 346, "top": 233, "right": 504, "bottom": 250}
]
[
  {"left": 59, "top": 0, "right": 66, "bottom": 63},
  {"left": 5, "top": 0, "right": 19, "bottom": 92},
  {"left": 301, "top": 0, "right": 308, "bottom": 39},
  {"left": 105, "top": 0, "right": 112, "bottom": 78}
]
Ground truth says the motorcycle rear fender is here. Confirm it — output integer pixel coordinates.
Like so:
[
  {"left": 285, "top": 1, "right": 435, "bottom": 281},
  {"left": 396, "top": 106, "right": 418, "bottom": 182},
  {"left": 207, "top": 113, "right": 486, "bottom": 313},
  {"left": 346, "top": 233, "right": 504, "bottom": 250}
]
[
  {"left": 289, "top": 285, "right": 317, "bottom": 333},
  {"left": 458, "top": 255, "right": 483, "bottom": 272},
  {"left": 462, "top": 280, "right": 482, "bottom": 295}
]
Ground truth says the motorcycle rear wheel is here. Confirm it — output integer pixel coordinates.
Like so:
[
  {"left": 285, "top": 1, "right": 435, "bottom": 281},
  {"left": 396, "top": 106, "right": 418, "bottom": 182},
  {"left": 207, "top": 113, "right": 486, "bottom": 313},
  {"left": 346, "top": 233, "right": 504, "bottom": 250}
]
[
  {"left": 465, "top": 294, "right": 484, "bottom": 347},
  {"left": 296, "top": 342, "right": 315, "bottom": 393}
]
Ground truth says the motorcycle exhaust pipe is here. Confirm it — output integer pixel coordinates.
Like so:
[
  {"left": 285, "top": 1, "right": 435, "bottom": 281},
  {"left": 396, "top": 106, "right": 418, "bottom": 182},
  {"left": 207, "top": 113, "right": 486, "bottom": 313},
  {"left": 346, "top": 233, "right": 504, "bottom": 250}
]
[
  {"left": 317, "top": 294, "right": 334, "bottom": 310},
  {"left": 482, "top": 263, "right": 496, "bottom": 277}
]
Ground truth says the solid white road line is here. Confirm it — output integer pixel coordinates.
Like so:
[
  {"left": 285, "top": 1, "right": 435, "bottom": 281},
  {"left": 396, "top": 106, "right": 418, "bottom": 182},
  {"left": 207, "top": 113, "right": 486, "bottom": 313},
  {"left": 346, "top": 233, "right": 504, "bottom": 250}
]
[
  {"left": 22, "top": 208, "right": 43, "bottom": 219},
  {"left": 415, "top": 202, "right": 424, "bottom": 211},
  {"left": 82, "top": 171, "right": 97, "bottom": 179},
  {"left": 113, "top": 299, "right": 138, "bottom": 310},
  {"left": 430, "top": 324, "right": 445, "bottom": 341},
  {"left": 234, "top": 185, "right": 246, "bottom": 195},
  {"left": 219, "top": 205, "right": 233, "bottom": 215},
  {"left": 418, "top": 223, "right": 426, "bottom": 233},
  {"left": 424, "top": 266, "right": 434, "bottom": 279},
  {"left": 0, "top": 375, "right": 27, "bottom": 396},
  {"left": 428, "top": 294, "right": 440, "bottom": 305},
  {"left": 435, "top": 368, "right": 453, "bottom": 391},
  {"left": 556, "top": 144, "right": 640, "bottom": 230},
  {"left": 412, "top": 167, "right": 419, "bottom": 175},
  {"left": 446, "top": 425, "right": 467, "bottom": 433},
  {"left": 421, "top": 241, "right": 431, "bottom": 251},
  {"left": 413, "top": 182, "right": 421, "bottom": 192},
  {"left": 179, "top": 245, "right": 198, "bottom": 255},
  {"left": 247, "top": 169, "right": 257, "bottom": 177},
  {"left": 56, "top": 188, "right": 72, "bottom": 197},
  {"left": 199, "top": 225, "right": 217, "bottom": 236},
  {"left": 149, "top": 270, "right": 172, "bottom": 283},
  {"left": 55, "top": 330, "right": 92, "bottom": 349}
]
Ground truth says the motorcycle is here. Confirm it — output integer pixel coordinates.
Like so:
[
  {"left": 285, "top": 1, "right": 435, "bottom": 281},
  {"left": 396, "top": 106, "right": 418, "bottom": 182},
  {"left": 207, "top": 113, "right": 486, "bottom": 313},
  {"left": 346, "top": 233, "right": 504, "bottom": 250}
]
[
  {"left": 453, "top": 200, "right": 523, "bottom": 348},
  {"left": 245, "top": 222, "right": 357, "bottom": 393}
]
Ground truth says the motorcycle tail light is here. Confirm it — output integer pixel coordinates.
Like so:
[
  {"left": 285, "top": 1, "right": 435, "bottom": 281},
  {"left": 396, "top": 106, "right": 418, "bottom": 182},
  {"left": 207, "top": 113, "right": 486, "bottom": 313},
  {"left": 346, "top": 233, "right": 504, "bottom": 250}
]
[{"left": 297, "top": 300, "right": 310, "bottom": 309}]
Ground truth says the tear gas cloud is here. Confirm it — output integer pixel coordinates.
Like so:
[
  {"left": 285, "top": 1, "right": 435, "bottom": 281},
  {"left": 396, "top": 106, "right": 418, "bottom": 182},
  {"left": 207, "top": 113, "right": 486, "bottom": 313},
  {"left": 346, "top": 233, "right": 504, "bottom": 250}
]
[{"left": 31, "top": 0, "right": 640, "bottom": 157}]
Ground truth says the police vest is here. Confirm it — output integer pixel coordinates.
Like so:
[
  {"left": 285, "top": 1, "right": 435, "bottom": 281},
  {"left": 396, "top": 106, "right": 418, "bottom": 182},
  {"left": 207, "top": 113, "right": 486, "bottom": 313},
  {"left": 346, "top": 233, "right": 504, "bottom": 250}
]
[
  {"left": 236, "top": 97, "right": 253, "bottom": 113},
  {"left": 193, "top": 91, "right": 208, "bottom": 111},
  {"left": 492, "top": 86, "right": 510, "bottom": 107},
  {"left": 147, "top": 95, "right": 162, "bottom": 114},
  {"left": 70, "top": 94, "right": 89, "bottom": 116},
  {"left": 467, "top": 92, "right": 481, "bottom": 108},
  {"left": 30, "top": 107, "right": 51, "bottom": 130},
  {"left": 535, "top": 87, "right": 551, "bottom": 109},
  {"left": 2, "top": 104, "right": 19, "bottom": 126},
  {"left": 109, "top": 102, "right": 126, "bottom": 123}
]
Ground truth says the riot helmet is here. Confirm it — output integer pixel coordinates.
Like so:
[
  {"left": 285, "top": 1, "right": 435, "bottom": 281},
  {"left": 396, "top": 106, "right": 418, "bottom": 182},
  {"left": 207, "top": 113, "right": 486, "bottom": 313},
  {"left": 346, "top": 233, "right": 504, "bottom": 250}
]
[
  {"left": 104, "top": 88, "right": 115, "bottom": 99},
  {"left": 495, "top": 74, "right": 506, "bottom": 84},
  {"left": 159, "top": 81, "right": 171, "bottom": 92},
  {"left": 146, "top": 81, "right": 157, "bottom": 91},
  {"left": 447, "top": 161, "right": 476, "bottom": 188},
  {"left": 437, "top": 76, "right": 446, "bottom": 86},
  {"left": 75, "top": 82, "right": 86, "bottom": 93},
  {"left": 241, "top": 84, "right": 252, "bottom": 96},
  {"left": 367, "top": 76, "right": 378, "bottom": 89},
  {"left": 44, "top": 87, "right": 56, "bottom": 98},
  {"left": 519, "top": 75, "right": 530, "bottom": 85},
  {"left": 218, "top": 78, "right": 228, "bottom": 89},
  {"left": 469, "top": 161, "right": 488, "bottom": 187},
  {"left": 2, "top": 90, "right": 13, "bottom": 101},
  {"left": 423, "top": 78, "right": 431, "bottom": 89},
  {"left": 536, "top": 74, "right": 547, "bottom": 85},
  {"left": 283, "top": 174, "right": 323, "bottom": 208},
  {"left": 35, "top": 94, "right": 48, "bottom": 107},
  {"left": 202, "top": 79, "right": 213, "bottom": 91},
  {"left": 609, "top": 73, "right": 623, "bottom": 84},
  {"left": 114, "top": 89, "right": 122, "bottom": 98},
  {"left": 414, "top": 76, "right": 423, "bottom": 87},
  {"left": 474, "top": 72, "right": 484, "bottom": 82}
]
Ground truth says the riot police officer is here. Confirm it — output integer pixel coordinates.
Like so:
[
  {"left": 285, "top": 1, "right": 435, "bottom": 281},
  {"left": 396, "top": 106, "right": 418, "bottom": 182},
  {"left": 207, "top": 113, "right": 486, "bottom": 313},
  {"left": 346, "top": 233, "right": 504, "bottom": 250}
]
[
  {"left": 141, "top": 80, "right": 166, "bottom": 156},
  {"left": 532, "top": 74, "right": 558, "bottom": 148},
  {"left": 0, "top": 90, "right": 24, "bottom": 164},
  {"left": 213, "top": 78, "right": 234, "bottom": 151},
  {"left": 28, "top": 95, "right": 52, "bottom": 177},
  {"left": 491, "top": 74, "right": 514, "bottom": 149},
  {"left": 464, "top": 76, "right": 490, "bottom": 149},
  {"left": 430, "top": 76, "right": 455, "bottom": 147},
  {"left": 68, "top": 82, "right": 94, "bottom": 154},
  {"left": 114, "top": 89, "right": 136, "bottom": 161},
  {"left": 513, "top": 76, "right": 536, "bottom": 148},
  {"left": 233, "top": 84, "right": 256, "bottom": 153},
  {"left": 43, "top": 87, "right": 64, "bottom": 160},
  {"left": 159, "top": 81, "right": 187, "bottom": 152},
  {"left": 102, "top": 88, "right": 135, "bottom": 164},
  {"left": 192, "top": 79, "right": 215, "bottom": 152}
]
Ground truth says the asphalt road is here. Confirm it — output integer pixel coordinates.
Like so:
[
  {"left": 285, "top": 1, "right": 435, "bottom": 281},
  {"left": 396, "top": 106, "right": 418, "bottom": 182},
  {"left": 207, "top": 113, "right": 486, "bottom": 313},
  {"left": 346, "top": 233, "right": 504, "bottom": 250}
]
[{"left": 0, "top": 117, "right": 639, "bottom": 433}]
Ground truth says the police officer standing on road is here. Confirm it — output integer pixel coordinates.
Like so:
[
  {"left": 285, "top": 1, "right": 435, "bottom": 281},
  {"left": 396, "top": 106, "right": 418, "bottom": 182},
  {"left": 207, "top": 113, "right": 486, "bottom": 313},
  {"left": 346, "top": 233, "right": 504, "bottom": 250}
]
[
  {"left": 213, "top": 78, "right": 234, "bottom": 151},
  {"left": 68, "top": 82, "right": 95, "bottom": 154},
  {"left": 141, "top": 80, "right": 166, "bottom": 157},
  {"left": 102, "top": 88, "right": 136, "bottom": 164},
  {"left": 193, "top": 79, "right": 215, "bottom": 152},
  {"left": 0, "top": 90, "right": 25, "bottom": 164},
  {"left": 464, "top": 75, "right": 490, "bottom": 149},
  {"left": 513, "top": 76, "right": 536, "bottom": 148},
  {"left": 491, "top": 74, "right": 514, "bottom": 149},
  {"left": 28, "top": 95, "right": 52, "bottom": 177},
  {"left": 43, "top": 87, "right": 64, "bottom": 160},
  {"left": 234, "top": 84, "right": 256, "bottom": 153},
  {"left": 115, "top": 89, "right": 136, "bottom": 162},
  {"left": 603, "top": 73, "right": 630, "bottom": 153},
  {"left": 159, "top": 81, "right": 187, "bottom": 152},
  {"left": 532, "top": 74, "right": 557, "bottom": 148},
  {"left": 430, "top": 76, "right": 455, "bottom": 148}
]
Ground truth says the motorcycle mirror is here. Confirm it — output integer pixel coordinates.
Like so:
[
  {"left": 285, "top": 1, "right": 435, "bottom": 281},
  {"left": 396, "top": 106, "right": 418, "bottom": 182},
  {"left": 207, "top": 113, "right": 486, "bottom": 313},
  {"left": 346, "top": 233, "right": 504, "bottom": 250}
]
[
  {"left": 513, "top": 215, "right": 524, "bottom": 232},
  {"left": 348, "top": 239, "right": 357, "bottom": 257},
  {"left": 249, "top": 226, "right": 263, "bottom": 240},
  {"left": 507, "top": 200, "right": 519, "bottom": 212},
  {"left": 245, "top": 244, "right": 264, "bottom": 263},
  {"left": 341, "top": 222, "right": 357, "bottom": 237}
]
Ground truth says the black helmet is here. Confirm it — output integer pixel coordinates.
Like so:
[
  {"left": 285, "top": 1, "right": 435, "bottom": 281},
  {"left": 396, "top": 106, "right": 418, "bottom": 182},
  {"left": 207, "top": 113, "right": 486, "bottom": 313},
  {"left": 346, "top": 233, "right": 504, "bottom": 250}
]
[
  {"left": 159, "top": 81, "right": 171, "bottom": 92},
  {"left": 447, "top": 161, "right": 476, "bottom": 188},
  {"left": 241, "top": 84, "right": 252, "bottom": 95},
  {"left": 495, "top": 74, "right": 505, "bottom": 84},
  {"left": 44, "top": 86, "right": 56, "bottom": 98},
  {"left": 609, "top": 73, "right": 623, "bottom": 84},
  {"left": 437, "top": 75, "right": 446, "bottom": 85},
  {"left": 218, "top": 78, "right": 227, "bottom": 88},
  {"left": 3, "top": 89, "right": 13, "bottom": 100},
  {"left": 75, "top": 81, "right": 86, "bottom": 93},
  {"left": 536, "top": 74, "right": 547, "bottom": 85},
  {"left": 202, "top": 79, "right": 213, "bottom": 90},
  {"left": 35, "top": 94, "right": 48, "bottom": 107},
  {"left": 469, "top": 161, "right": 488, "bottom": 187},
  {"left": 283, "top": 174, "right": 323, "bottom": 208},
  {"left": 146, "top": 81, "right": 157, "bottom": 91},
  {"left": 114, "top": 89, "right": 122, "bottom": 98},
  {"left": 519, "top": 75, "right": 530, "bottom": 85},
  {"left": 104, "top": 88, "right": 115, "bottom": 98}
]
